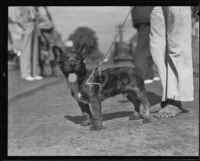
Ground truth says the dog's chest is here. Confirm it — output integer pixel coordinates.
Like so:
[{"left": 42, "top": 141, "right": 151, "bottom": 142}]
[{"left": 67, "top": 81, "right": 89, "bottom": 104}]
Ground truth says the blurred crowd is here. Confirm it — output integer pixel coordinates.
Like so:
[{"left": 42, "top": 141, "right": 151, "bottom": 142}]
[{"left": 8, "top": 6, "right": 63, "bottom": 81}]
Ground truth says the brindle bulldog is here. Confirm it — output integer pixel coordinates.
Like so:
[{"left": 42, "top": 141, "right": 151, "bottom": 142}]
[{"left": 52, "top": 46, "right": 152, "bottom": 130}]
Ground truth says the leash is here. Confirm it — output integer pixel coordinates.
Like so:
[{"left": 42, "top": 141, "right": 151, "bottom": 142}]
[{"left": 85, "top": 7, "right": 134, "bottom": 90}]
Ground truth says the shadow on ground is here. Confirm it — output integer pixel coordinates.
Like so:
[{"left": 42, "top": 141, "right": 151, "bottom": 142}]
[
  {"left": 65, "top": 111, "right": 134, "bottom": 125},
  {"left": 65, "top": 91, "right": 161, "bottom": 125}
]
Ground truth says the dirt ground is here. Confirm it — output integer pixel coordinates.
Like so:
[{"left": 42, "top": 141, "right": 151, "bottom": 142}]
[{"left": 8, "top": 74, "right": 199, "bottom": 156}]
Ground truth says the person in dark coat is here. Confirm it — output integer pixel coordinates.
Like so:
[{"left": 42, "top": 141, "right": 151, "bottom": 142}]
[{"left": 131, "top": 6, "right": 160, "bottom": 84}]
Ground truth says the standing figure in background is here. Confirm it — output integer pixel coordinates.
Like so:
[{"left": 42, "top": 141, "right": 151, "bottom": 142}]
[
  {"left": 131, "top": 6, "right": 160, "bottom": 84},
  {"left": 37, "top": 6, "right": 63, "bottom": 77},
  {"left": 18, "top": 6, "right": 43, "bottom": 81},
  {"left": 8, "top": 17, "right": 14, "bottom": 52},
  {"left": 149, "top": 7, "right": 194, "bottom": 118},
  {"left": 8, "top": 16, "right": 24, "bottom": 63}
]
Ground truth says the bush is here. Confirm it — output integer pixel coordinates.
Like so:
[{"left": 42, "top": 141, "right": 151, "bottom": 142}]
[{"left": 68, "top": 26, "right": 99, "bottom": 56}]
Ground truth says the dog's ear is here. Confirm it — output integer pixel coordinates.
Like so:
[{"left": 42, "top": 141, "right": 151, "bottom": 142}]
[
  {"left": 78, "top": 44, "right": 89, "bottom": 59},
  {"left": 52, "top": 46, "right": 63, "bottom": 63}
]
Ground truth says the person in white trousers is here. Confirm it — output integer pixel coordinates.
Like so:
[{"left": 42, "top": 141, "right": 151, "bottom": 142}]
[
  {"left": 149, "top": 7, "right": 194, "bottom": 118},
  {"left": 13, "top": 7, "right": 43, "bottom": 81}
]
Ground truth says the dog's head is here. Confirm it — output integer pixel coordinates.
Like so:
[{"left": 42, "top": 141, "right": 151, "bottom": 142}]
[{"left": 52, "top": 45, "right": 88, "bottom": 82}]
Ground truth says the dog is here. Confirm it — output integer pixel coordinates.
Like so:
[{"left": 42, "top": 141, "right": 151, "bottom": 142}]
[{"left": 52, "top": 45, "right": 152, "bottom": 130}]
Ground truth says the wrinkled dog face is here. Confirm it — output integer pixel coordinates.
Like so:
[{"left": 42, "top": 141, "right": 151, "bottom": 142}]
[
  {"left": 62, "top": 50, "right": 84, "bottom": 74},
  {"left": 52, "top": 46, "right": 87, "bottom": 81}
]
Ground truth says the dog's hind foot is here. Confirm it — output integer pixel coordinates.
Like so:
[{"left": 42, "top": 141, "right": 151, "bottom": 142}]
[
  {"left": 129, "top": 112, "right": 140, "bottom": 120},
  {"left": 142, "top": 114, "right": 153, "bottom": 124},
  {"left": 80, "top": 120, "right": 92, "bottom": 126},
  {"left": 90, "top": 124, "right": 104, "bottom": 131}
]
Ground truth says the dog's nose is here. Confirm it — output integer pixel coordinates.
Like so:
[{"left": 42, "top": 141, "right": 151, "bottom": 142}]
[{"left": 70, "top": 64, "right": 75, "bottom": 68}]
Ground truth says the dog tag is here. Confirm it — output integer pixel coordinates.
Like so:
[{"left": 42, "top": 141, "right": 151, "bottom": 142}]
[{"left": 68, "top": 73, "right": 77, "bottom": 82}]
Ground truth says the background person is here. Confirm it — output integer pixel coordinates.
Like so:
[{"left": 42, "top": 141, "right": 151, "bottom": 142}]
[
  {"left": 37, "top": 6, "right": 63, "bottom": 77},
  {"left": 8, "top": 16, "right": 24, "bottom": 67},
  {"left": 131, "top": 6, "right": 160, "bottom": 84},
  {"left": 18, "top": 7, "right": 43, "bottom": 81}
]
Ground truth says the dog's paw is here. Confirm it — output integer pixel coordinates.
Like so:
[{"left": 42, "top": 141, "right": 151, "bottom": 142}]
[
  {"left": 90, "top": 124, "right": 104, "bottom": 131},
  {"left": 129, "top": 112, "right": 140, "bottom": 120},
  {"left": 142, "top": 114, "right": 153, "bottom": 124},
  {"left": 80, "top": 120, "right": 92, "bottom": 126}
]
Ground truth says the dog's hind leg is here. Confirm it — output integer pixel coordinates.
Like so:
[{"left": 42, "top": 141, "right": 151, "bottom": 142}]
[
  {"left": 78, "top": 101, "right": 92, "bottom": 126},
  {"left": 126, "top": 91, "right": 141, "bottom": 120}
]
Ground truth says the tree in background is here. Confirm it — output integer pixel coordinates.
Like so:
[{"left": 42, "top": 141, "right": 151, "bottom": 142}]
[{"left": 68, "top": 26, "right": 99, "bottom": 56}]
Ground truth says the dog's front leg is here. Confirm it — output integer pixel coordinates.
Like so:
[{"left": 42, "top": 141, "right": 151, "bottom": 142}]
[
  {"left": 90, "top": 98, "right": 103, "bottom": 130},
  {"left": 78, "top": 101, "right": 92, "bottom": 126},
  {"left": 137, "top": 91, "right": 152, "bottom": 123}
]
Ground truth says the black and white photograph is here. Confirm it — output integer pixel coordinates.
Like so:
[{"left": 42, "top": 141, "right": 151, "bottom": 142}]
[{"left": 6, "top": 5, "right": 199, "bottom": 156}]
